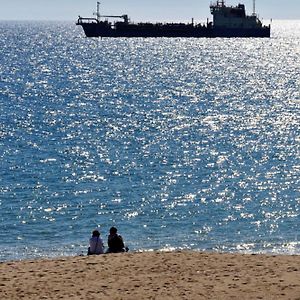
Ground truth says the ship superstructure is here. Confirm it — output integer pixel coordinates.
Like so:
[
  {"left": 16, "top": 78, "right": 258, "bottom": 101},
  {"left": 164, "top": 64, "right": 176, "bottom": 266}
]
[
  {"left": 76, "top": 1, "right": 270, "bottom": 38},
  {"left": 209, "top": 0, "right": 268, "bottom": 36}
]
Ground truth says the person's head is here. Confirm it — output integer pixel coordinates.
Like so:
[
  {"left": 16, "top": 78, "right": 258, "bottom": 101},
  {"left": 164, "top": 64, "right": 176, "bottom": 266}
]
[
  {"left": 109, "top": 226, "right": 117, "bottom": 235},
  {"left": 92, "top": 229, "right": 100, "bottom": 237}
]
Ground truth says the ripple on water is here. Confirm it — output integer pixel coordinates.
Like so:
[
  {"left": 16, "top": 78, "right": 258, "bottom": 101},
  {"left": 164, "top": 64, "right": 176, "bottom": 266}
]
[{"left": 0, "top": 21, "right": 299, "bottom": 260}]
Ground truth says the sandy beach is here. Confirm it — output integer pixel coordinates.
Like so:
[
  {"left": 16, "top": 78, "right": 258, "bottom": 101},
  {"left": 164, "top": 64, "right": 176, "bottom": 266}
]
[{"left": 0, "top": 251, "right": 299, "bottom": 299}]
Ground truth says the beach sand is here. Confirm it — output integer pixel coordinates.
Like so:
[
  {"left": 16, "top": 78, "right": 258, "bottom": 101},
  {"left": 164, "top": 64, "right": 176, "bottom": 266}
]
[{"left": 0, "top": 251, "right": 299, "bottom": 299}]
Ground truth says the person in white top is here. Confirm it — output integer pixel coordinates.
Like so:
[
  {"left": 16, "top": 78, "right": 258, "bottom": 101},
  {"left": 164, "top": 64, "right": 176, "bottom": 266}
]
[{"left": 88, "top": 229, "right": 104, "bottom": 255}]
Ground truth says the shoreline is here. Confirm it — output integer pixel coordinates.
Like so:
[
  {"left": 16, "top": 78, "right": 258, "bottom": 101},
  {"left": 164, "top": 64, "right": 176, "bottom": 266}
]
[{"left": 1, "top": 251, "right": 300, "bottom": 299}]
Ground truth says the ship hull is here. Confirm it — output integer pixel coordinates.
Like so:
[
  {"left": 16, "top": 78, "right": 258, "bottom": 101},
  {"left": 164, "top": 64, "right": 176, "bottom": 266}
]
[
  {"left": 78, "top": 23, "right": 212, "bottom": 38},
  {"left": 211, "top": 27, "right": 270, "bottom": 38},
  {"left": 78, "top": 23, "right": 270, "bottom": 38}
]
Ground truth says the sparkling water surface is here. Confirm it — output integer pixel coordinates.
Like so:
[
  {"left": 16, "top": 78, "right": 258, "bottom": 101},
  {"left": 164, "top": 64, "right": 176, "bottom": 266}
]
[{"left": 0, "top": 20, "right": 299, "bottom": 261}]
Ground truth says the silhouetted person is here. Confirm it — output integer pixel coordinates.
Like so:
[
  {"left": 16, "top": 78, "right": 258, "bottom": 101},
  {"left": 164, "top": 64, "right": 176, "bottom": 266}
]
[{"left": 106, "top": 227, "right": 128, "bottom": 253}]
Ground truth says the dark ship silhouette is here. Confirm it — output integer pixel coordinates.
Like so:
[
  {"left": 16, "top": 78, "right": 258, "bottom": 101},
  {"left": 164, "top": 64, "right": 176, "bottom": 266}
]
[{"left": 76, "top": 1, "right": 270, "bottom": 38}]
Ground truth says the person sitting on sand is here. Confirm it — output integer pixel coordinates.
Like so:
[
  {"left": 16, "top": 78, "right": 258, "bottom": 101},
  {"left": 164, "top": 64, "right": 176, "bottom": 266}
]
[
  {"left": 88, "top": 229, "right": 104, "bottom": 255},
  {"left": 106, "top": 226, "right": 128, "bottom": 253}
]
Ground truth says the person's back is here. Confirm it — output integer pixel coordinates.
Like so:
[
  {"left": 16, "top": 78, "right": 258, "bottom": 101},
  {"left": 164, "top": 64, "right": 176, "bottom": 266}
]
[
  {"left": 88, "top": 229, "right": 104, "bottom": 255},
  {"left": 107, "top": 227, "right": 126, "bottom": 253}
]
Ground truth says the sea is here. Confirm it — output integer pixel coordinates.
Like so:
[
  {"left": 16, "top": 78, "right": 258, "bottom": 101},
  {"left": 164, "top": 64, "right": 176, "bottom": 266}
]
[{"left": 0, "top": 20, "right": 299, "bottom": 261}]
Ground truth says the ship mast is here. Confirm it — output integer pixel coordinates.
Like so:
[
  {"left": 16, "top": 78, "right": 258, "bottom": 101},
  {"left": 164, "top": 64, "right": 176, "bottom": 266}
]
[
  {"left": 252, "top": 0, "right": 256, "bottom": 16},
  {"left": 96, "top": 1, "right": 101, "bottom": 21}
]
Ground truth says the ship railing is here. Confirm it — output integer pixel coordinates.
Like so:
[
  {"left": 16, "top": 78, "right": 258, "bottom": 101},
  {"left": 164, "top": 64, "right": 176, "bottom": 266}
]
[{"left": 76, "top": 16, "right": 100, "bottom": 24}]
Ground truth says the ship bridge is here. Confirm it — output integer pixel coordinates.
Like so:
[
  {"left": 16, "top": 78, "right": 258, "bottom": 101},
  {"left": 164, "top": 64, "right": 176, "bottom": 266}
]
[{"left": 210, "top": 0, "right": 259, "bottom": 29}]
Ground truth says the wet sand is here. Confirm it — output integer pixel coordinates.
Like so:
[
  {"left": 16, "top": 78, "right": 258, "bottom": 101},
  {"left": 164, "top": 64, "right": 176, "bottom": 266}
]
[{"left": 0, "top": 251, "right": 299, "bottom": 299}]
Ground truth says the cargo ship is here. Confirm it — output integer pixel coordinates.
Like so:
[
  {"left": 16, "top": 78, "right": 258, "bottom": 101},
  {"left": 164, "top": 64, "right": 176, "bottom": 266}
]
[{"left": 76, "top": 1, "right": 270, "bottom": 38}]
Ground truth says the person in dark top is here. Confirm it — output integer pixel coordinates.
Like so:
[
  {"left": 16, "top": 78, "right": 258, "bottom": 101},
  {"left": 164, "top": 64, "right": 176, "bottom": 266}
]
[{"left": 106, "top": 226, "right": 128, "bottom": 253}]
